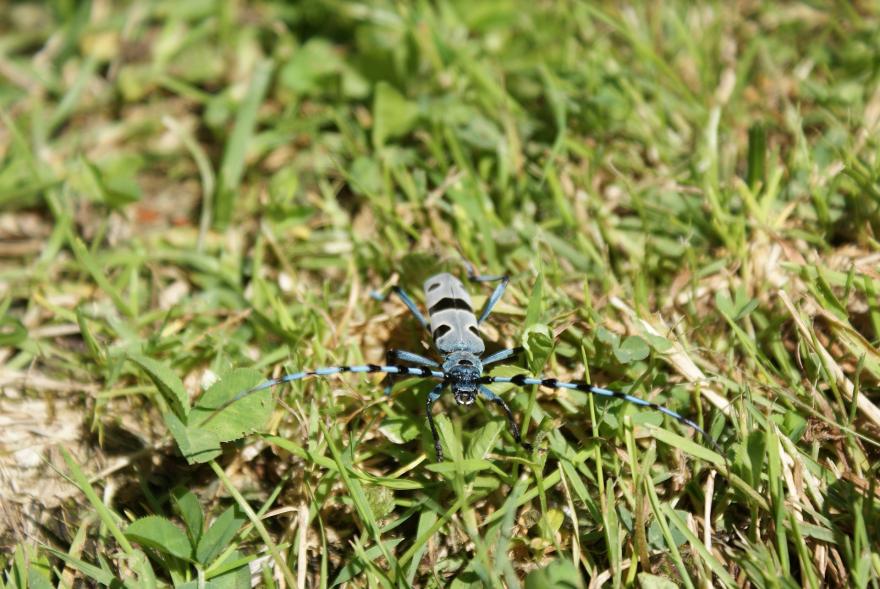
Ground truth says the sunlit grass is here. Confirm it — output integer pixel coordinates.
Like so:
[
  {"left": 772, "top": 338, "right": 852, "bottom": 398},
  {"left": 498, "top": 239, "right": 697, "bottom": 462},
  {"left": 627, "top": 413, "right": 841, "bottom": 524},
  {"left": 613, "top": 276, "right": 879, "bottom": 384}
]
[{"left": 1, "top": 1, "right": 879, "bottom": 587}]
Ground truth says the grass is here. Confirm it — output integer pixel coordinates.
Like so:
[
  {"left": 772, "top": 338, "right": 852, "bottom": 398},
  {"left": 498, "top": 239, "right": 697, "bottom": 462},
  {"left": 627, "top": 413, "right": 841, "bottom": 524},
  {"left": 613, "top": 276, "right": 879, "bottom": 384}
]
[{"left": 1, "top": 0, "right": 879, "bottom": 587}]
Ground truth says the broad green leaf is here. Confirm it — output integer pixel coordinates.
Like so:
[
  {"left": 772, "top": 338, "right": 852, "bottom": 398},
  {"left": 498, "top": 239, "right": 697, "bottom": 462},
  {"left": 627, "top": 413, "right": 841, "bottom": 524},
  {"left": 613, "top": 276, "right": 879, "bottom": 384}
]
[
  {"left": 188, "top": 368, "right": 273, "bottom": 442},
  {"left": 27, "top": 566, "right": 53, "bottom": 589},
  {"left": 125, "top": 516, "right": 192, "bottom": 561},
  {"left": 279, "top": 38, "right": 366, "bottom": 98},
  {"left": 196, "top": 504, "right": 248, "bottom": 566},
  {"left": 165, "top": 410, "right": 222, "bottom": 465},
  {"left": 614, "top": 336, "right": 650, "bottom": 364},
  {"left": 781, "top": 411, "right": 807, "bottom": 442},
  {"left": 643, "top": 333, "right": 673, "bottom": 353},
  {"left": 466, "top": 419, "right": 502, "bottom": 460},
  {"left": 280, "top": 39, "right": 343, "bottom": 94},
  {"left": 595, "top": 326, "right": 620, "bottom": 347},
  {"left": 432, "top": 414, "right": 462, "bottom": 464},
  {"left": 128, "top": 353, "right": 189, "bottom": 419},
  {"left": 523, "top": 323, "right": 554, "bottom": 374},
  {"left": 378, "top": 416, "right": 421, "bottom": 444},
  {"left": 83, "top": 157, "right": 142, "bottom": 208},
  {"left": 171, "top": 487, "right": 204, "bottom": 545},
  {"left": 349, "top": 156, "right": 382, "bottom": 196},
  {"left": 373, "top": 81, "right": 419, "bottom": 148},
  {"left": 539, "top": 508, "right": 565, "bottom": 538}
]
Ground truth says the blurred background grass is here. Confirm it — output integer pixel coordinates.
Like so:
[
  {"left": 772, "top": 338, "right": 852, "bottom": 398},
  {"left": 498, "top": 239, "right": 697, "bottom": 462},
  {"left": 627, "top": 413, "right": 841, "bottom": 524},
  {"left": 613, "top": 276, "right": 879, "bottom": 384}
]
[{"left": 1, "top": 1, "right": 879, "bottom": 587}]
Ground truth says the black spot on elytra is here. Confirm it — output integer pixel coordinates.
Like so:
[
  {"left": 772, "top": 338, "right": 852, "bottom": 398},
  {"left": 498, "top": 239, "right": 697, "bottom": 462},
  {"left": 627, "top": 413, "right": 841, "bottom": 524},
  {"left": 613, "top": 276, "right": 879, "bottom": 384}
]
[
  {"left": 429, "top": 298, "right": 473, "bottom": 314},
  {"left": 432, "top": 324, "right": 451, "bottom": 340}
]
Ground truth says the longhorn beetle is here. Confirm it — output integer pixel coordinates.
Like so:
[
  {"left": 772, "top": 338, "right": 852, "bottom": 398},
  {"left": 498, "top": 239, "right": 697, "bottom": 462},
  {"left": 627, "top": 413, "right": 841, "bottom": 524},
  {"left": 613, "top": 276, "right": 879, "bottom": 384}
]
[{"left": 208, "top": 271, "right": 721, "bottom": 462}]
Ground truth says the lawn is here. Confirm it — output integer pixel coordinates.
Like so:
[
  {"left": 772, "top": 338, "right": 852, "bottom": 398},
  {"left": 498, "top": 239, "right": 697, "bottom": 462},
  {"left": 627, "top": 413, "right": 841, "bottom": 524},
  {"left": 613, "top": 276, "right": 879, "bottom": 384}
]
[{"left": 1, "top": 1, "right": 879, "bottom": 587}]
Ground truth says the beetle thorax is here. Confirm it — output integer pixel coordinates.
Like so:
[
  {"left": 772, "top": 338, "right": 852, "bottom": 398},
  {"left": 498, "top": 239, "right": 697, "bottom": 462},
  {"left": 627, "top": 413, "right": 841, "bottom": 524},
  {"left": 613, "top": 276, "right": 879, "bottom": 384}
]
[{"left": 443, "top": 351, "right": 483, "bottom": 405}]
